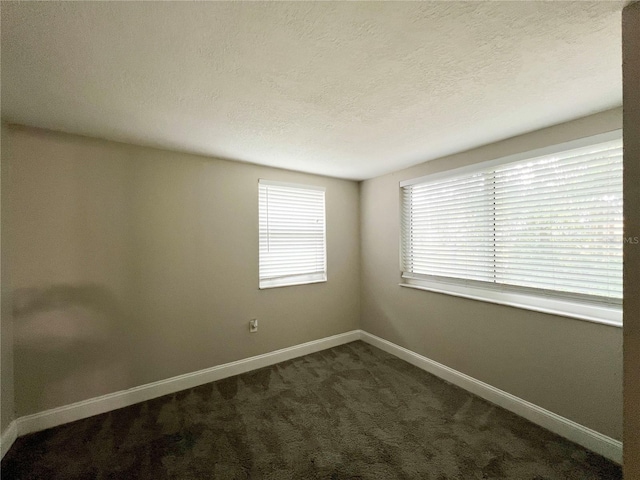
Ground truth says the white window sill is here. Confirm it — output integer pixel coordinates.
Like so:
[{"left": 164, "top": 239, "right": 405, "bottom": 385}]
[
  {"left": 259, "top": 274, "right": 327, "bottom": 290},
  {"left": 399, "top": 278, "right": 622, "bottom": 328}
]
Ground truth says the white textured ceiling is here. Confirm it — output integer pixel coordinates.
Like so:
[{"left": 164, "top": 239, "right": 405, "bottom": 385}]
[{"left": 1, "top": 2, "right": 623, "bottom": 180}]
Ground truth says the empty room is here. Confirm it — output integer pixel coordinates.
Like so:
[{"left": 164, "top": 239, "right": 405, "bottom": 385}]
[{"left": 1, "top": 1, "right": 639, "bottom": 479}]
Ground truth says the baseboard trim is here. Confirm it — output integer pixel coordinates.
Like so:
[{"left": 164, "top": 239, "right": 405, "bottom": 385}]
[
  {"left": 16, "top": 330, "right": 361, "bottom": 438},
  {"left": 1, "top": 421, "right": 18, "bottom": 459},
  {"left": 360, "top": 331, "right": 622, "bottom": 464},
  {"left": 6, "top": 329, "right": 623, "bottom": 465}
]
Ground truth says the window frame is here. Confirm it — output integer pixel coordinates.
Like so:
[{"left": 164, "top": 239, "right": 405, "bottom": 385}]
[
  {"left": 399, "top": 130, "right": 623, "bottom": 327},
  {"left": 258, "top": 179, "right": 327, "bottom": 290}
]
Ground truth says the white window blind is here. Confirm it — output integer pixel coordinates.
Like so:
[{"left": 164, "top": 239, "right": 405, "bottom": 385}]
[
  {"left": 259, "top": 179, "right": 327, "bottom": 289},
  {"left": 401, "top": 133, "right": 622, "bottom": 322}
]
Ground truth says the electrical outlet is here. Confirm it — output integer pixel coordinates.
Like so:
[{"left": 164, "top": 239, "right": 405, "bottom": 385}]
[{"left": 249, "top": 318, "right": 258, "bottom": 333}]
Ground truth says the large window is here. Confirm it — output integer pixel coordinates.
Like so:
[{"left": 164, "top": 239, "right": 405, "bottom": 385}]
[
  {"left": 400, "top": 132, "right": 622, "bottom": 325},
  {"left": 259, "top": 179, "right": 327, "bottom": 289}
]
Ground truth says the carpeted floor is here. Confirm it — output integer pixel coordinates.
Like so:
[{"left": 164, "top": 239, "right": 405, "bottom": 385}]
[{"left": 1, "top": 341, "right": 621, "bottom": 479}]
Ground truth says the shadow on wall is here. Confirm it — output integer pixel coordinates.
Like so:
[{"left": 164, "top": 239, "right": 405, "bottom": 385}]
[{"left": 13, "top": 284, "right": 132, "bottom": 413}]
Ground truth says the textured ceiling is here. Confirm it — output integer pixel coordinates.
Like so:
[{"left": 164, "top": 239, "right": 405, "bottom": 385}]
[{"left": 1, "top": 2, "right": 623, "bottom": 180}]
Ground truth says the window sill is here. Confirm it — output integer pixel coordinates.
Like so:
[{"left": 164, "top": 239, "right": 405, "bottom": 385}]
[
  {"left": 399, "top": 279, "right": 622, "bottom": 328},
  {"left": 259, "top": 274, "right": 327, "bottom": 290}
]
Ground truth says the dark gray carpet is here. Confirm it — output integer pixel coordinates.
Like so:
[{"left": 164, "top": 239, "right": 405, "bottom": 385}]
[{"left": 1, "top": 341, "right": 621, "bottom": 479}]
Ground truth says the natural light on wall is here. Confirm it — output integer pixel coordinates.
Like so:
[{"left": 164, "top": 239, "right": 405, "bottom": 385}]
[
  {"left": 400, "top": 131, "right": 623, "bottom": 326},
  {"left": 259, "top": 179, "right": 327, "bottom": 289}
]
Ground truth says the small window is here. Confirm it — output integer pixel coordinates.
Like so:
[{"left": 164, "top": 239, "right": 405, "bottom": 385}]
[
  {"left": 259, "top": 179, "right": 327, "bottom": 289},
  {"left": 400, "top": 131, "right": 622, "bottom": 326}
]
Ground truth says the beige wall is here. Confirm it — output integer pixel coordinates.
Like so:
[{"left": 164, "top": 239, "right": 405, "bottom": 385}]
[
  {"left": 360, "top": 108, "right": 623, "bottom": 440},
  {"left": 623, "top": 3, "right": 640, "bottom": 477},
  {"left": 2, "top": 125, "right": 360, "bottom": 416},
  {"left": 1, "top": 127, "right": 15, "bottom": 432}
]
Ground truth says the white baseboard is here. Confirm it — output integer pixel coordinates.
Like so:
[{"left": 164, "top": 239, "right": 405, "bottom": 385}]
[
  {"left": 5, "top": 329, "right": 623, "bottom": 466},
  {"left": 360, "top": 331, "right": 622, "bottom": 464},
  {"left": 15, "top": 330, "right": 360, "bottom": 439},
  {"left": 1, "top": 420, "right": 17, "bottom": 459}
]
